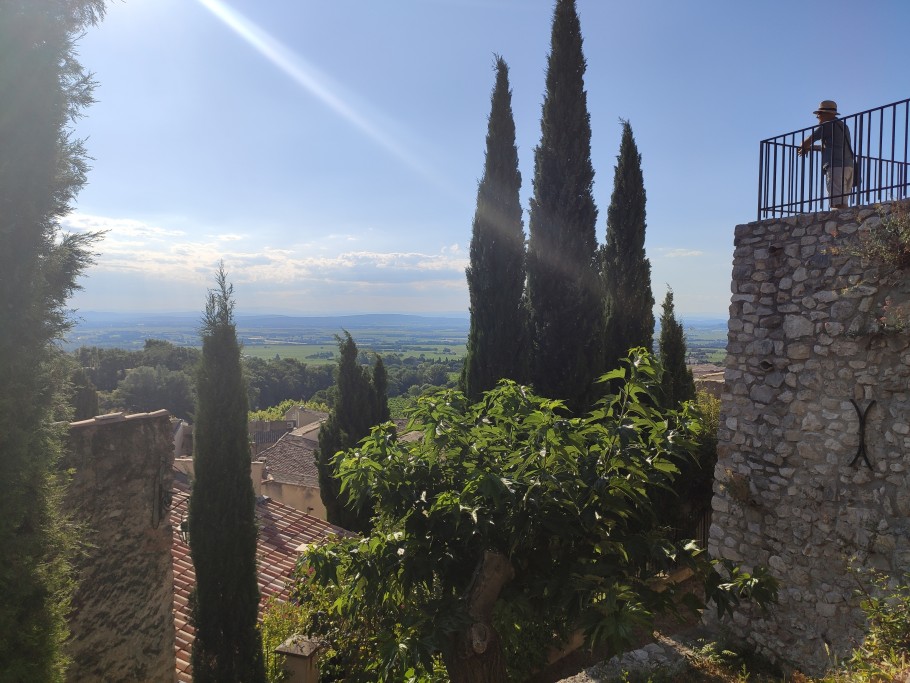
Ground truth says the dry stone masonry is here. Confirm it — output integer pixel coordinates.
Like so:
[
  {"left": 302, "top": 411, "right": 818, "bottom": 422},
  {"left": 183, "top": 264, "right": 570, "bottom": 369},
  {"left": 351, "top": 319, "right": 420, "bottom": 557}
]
[
  {"left": 63, "top": 411, "right": 176, "bottom": 682},
  {"left": 709, "top": 203, "right": 910, "bottom": 674}
]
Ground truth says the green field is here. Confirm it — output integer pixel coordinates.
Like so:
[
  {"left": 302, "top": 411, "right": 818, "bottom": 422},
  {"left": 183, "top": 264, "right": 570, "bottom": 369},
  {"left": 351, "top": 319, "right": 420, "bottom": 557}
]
[
  {"left": 241, "top": 342, "right": 467, "bottom": 364},
  {"left": 683, "top": 323, "right": 728, "bottom": 365}
]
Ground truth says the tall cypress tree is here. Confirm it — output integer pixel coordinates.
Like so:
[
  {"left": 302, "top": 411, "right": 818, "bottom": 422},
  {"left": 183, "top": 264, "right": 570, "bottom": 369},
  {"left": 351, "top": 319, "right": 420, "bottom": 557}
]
[
  {"left": 372, "top": 354, "right": 390, "bottom": 423},
  {"left": 526, "top": 0, "right": 602, "bottom": 412},
  {"left": 0, "top": 2, "right": 105, "bottom": 679},
  {"left": 658, "top": 287, "right": 696, "bottom": 408},
  {"left": 462, "top": 55, "right": 527, "bottom": 400},
  {"left": 602, "top": 120, "right": 655, "bottom": 368},
  {"left": 315, "top": 332, "right": 381, "bottom": 531},
  {"left": 189, "top": 267, "right": 265, "bottom": 683}
]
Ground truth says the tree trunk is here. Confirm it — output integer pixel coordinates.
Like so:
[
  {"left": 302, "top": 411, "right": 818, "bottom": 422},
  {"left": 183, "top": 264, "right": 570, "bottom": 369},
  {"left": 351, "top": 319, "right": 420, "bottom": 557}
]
[{"left": 442, "top": 550, "right": 515, "bottom": 683}]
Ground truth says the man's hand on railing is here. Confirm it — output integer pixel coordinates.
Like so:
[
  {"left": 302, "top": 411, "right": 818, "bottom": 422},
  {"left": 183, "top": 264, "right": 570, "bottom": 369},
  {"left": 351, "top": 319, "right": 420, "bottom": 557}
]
[{"left": 796, "top": 143, "right": 822, "bottom": 157}]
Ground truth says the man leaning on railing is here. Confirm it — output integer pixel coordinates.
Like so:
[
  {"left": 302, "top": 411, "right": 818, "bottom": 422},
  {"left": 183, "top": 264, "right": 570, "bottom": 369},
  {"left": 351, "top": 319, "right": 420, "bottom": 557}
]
[{"left": 797, "top": 99, "right": 855, "bottom": 209}]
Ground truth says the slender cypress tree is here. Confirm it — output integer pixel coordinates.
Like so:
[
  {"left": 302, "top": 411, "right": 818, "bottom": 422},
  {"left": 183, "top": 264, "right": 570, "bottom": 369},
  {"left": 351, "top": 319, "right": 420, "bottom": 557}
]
[
  {"left": 658, "top": 287, "right": 696, "bottom": 408},
  {"left": 0, "top": 2, "right": 104, "bottom": 679},
  {"left": 462, "top": 55, "right": 527, "bottom": 400},
  {"left": 372, "top": 354, "right": 390, "bottom": 423},
  {"left": 526, "top": 0, "right": 602, "bottom": 412},
  {"left": 601, "top": 120, "right": 655, "bottom": 367},
  {"left": 189, "top": 267, "right": 265, "bottom": 682},
  {"left": 315, "top": 332, "right": 380, "bottom": 530}
]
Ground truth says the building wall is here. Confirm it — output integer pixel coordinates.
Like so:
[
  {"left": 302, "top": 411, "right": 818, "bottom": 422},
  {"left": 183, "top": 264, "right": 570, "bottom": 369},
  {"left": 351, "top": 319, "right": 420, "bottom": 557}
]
[
  {"left": 63, "top": 411, "right": 176, "bottom": 682},
  {"left": 261, "top": 479, "right": 327, "bottom": 521},
  {"left": 710, "top": 204, "right": 910, "bottom": 674}
]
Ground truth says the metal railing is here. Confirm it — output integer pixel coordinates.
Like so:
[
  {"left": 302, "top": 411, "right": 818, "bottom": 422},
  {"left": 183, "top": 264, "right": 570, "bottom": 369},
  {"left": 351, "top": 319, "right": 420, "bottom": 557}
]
[{"left": 758, "top": 98, "right": 910, "bottom": 219}]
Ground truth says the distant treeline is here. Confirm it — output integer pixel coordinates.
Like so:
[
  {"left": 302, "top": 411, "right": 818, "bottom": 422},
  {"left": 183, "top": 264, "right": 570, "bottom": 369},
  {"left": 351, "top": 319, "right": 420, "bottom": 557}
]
[{"left": 71, "top": 338, "right": 460, "bottom": 420}]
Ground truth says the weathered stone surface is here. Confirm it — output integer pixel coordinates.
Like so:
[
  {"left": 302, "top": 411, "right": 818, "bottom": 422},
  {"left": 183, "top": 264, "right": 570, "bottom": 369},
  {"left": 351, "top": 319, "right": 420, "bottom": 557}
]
[
  {"left": 784, "top": 315, "right": 815, "bottom": 338},
  {"left": 63, "top": 412, "right": 176, "bottom": 683},
  {"left": 709, "top": 205, "right": 910, "bottom": 677}
]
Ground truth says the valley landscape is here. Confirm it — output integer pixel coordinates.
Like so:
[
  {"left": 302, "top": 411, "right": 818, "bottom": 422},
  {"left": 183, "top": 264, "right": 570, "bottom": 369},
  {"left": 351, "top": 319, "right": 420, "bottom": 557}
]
[{"left": 64, "top": 311, "right": 728, "bottom": 366}]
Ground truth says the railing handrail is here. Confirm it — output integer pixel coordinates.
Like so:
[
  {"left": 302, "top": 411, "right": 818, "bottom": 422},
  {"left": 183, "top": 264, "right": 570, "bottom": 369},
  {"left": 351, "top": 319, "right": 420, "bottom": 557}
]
[
  {"left": 760, "top": 97, "right": 910, "bottom": 146},
  {"left": 758, "top": 97, "right": 910, "bottom": 219},
  {"left": 762, "top": 139, "right": 896, "bottom": 166}
]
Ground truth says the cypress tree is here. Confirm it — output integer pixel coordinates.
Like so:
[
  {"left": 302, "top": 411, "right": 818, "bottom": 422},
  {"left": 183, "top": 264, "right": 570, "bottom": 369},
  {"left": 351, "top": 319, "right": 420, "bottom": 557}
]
[
  {"left": 372, "top": 354, "right": 390, "bottom": 423},
  {"left": 463, "top": 55, "right": 527, "bottom": 400},
  {"left": 658, "top": 287, "right": 696, "bottom": 408},
  {"left": 0, "top": 2, "right": 105, "bottom": 679},
  {"left": 526, "top": 0, "right": 602, "bottom": 411},
  {"left": 189, "top": 267, "right": 265, "bottom": 682},
  {"left": 601, "top": 120, "right": 655, "bottom": 367},
  {"left": 315, "top": 332, "right": 380, "bottom": 530}
]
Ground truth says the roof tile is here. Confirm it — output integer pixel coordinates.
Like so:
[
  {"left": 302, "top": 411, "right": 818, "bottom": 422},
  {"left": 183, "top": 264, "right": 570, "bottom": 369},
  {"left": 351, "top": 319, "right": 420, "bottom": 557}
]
[{"left": 170, "top": 474, "right": 344, "bottom": 681}]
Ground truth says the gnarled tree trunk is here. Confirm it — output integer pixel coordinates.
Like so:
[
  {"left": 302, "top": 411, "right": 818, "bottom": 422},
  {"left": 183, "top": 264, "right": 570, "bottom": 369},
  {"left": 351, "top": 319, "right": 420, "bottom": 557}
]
[{"left": 442, "top": 550, "right": 515, "bottom": 683}]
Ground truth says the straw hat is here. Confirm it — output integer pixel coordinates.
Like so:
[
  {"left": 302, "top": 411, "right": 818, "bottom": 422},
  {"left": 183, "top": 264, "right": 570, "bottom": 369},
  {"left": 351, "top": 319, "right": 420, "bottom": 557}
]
[{"left": 813, "top": 100, "right": 839, "bottom": 115}]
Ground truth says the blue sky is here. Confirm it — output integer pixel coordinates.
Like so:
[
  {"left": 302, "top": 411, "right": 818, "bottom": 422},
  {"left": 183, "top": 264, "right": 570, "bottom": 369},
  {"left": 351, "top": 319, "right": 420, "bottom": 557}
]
[{"left": 66, "top": 0, "right": 909, "bottom": 317}]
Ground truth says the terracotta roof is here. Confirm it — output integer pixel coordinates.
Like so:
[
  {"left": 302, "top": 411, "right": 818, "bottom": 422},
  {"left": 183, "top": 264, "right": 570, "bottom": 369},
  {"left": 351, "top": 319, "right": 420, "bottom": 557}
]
[
  {"left": 258, "top": 432, "right": 320, "bottom": 487},
  {"left": 290, "top": 420, "right": 322, "bottom": 446},
  {"left": 251, "top": 429, "right": 291, "bottom": 446},
  {"left": 170, "top": 474, "right": 344, "bottom": 682}
]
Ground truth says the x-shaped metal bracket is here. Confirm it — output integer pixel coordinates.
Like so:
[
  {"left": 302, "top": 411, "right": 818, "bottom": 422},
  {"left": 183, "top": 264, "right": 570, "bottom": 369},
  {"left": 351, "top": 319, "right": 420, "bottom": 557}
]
[{"left": 848, "top": 399, "right": 875, "bottom": 470}]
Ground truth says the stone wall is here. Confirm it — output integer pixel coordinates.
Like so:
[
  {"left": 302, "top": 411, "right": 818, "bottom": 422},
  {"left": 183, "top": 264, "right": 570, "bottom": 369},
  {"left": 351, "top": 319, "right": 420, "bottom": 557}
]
[
  {"left": 63, "top": 411, "right": 176, "bottom": 682},
  {"left": 709, "top": 204, "right": 910, "bottom": 675}
]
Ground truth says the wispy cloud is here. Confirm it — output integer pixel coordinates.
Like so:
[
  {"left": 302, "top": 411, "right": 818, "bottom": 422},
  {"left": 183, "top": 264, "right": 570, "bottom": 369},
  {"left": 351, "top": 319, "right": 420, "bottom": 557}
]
[
  {"left": 657, "top": 247, "right": 704, "bottom": 258},
  {"left": 63, "top": 212, "right": 468, "bottom": 297},
  {"left": 64, "top": 213, "right": 186, "bottom": 240}
]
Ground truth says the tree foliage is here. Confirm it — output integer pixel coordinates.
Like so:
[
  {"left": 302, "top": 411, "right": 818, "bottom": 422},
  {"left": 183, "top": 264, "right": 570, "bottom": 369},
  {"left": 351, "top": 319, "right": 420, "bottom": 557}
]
[
  {"left": 372, "top": 354, "right": 390, "bottom": 422},
  {"left": 0, "top": 1, "right": 105, "bottom": 678},
  {"left": 69, "top": 365, "right": 100, "bottom": 421},
  {"left": 602, "top": 120, "right": 655, "bottom": 367},
  {"left": 244, "top": 355, "right": 334, "bottom": 411},
  {"left": 658, "top": 287, "right": 696, "bottom": 409},
  {"left": 188, "top": 267, "right": 265, "bottom": 682},
  {"left": 112, "top": 364, "right": 195, "bottom": 419},
  {"left": 463, "top": 56, "right": 527, "bottom": 400},
  {"left": 315, "top": 332, "right": 389, "bottom": 531},
  {"left": 526, "top": 0, "right": 603, "bottom": 413},
  {"left": 301, "top": 351, "right": 778, "bottom": 682}
]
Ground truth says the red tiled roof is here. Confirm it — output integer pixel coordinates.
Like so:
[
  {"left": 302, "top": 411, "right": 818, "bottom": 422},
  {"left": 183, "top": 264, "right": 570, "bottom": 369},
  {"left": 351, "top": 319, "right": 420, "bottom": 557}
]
[
  {"left": 257, "top": 432, "right": 320, "bottom": 487},
  {"left": 170, "top": 474, "right": 344, "bottom": 682}
]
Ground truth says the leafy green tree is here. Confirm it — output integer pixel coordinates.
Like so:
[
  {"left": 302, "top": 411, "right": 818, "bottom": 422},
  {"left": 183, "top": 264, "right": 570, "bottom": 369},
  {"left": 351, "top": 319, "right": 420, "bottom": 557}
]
[
  {"left": 526, "top": 0, "right": 603, "bottom": 412},
  {"left": 111, "top": 365, "right": 195, "bottom": 419},
  {"left": 248, "top": 398, "right": 328, "bottom": 422},
  {"left": 70, "top": 366, "right": 100, "bottom": 421},
  {"left": 462, "top": 56, "right": 527, "bottom": 400},
  {"left": 315, "top": 332, "right": 385, "bottom": 531},
  {"left": 72, "top": 346, "right": 137, "bottom": 391},
  {"left": 602, "top": 120, "right": 655, "bottom": 367},
  {"left": 0, "top": 1, "right": 105, "bottom": 679},
  {"left": 188, "top": 268, "right": 265, "bottom": 682},
  {"left": 302, "top": 352, "right": 778, "bottom": 682},
  {"left": 141, "top": 338, "right": 201, "bottom": 372},
  {"left": 243, "top": 356, "right": 333, "bottom": 410},
  {"left": 658, "top": 287, "right": 695, "bottom": 409}
]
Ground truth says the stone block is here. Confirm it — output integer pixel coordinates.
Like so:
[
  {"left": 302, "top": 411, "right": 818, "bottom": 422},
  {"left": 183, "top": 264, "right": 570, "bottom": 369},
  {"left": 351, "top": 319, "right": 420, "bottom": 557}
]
[{"left": 784, "top": 315, "right": 815, "bottom": 338}]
